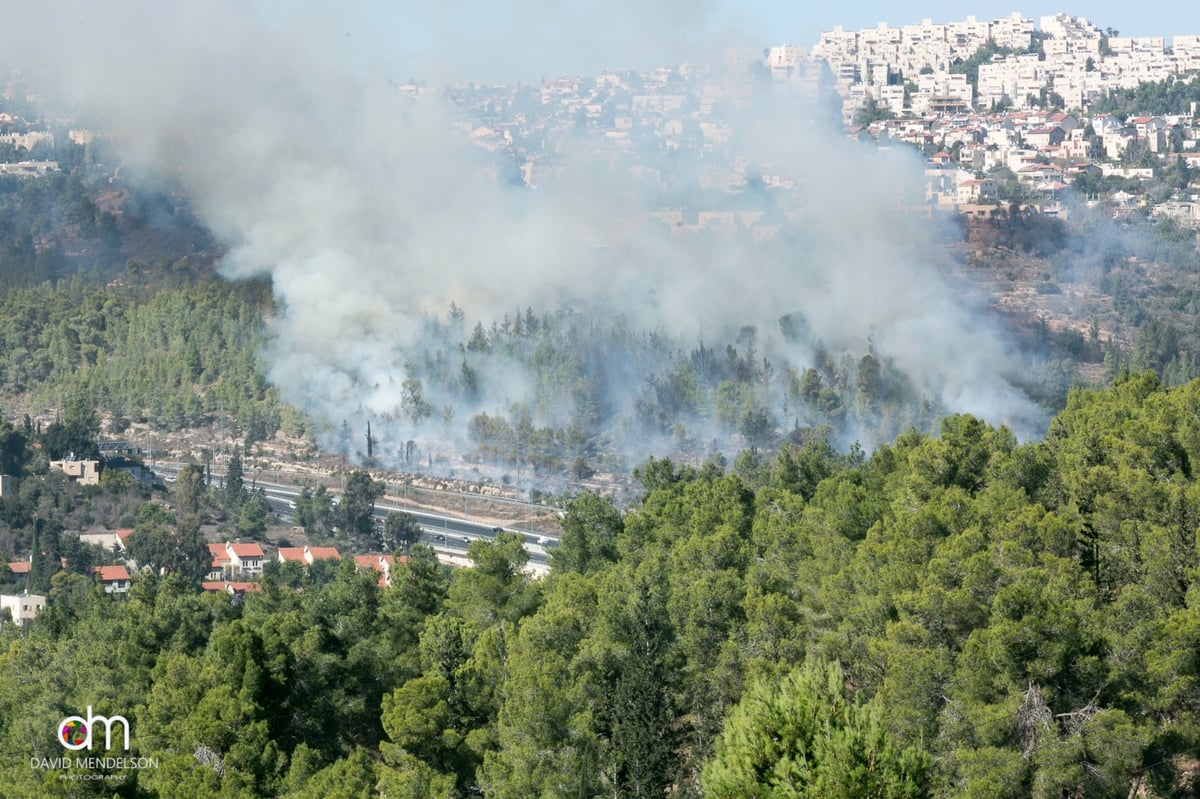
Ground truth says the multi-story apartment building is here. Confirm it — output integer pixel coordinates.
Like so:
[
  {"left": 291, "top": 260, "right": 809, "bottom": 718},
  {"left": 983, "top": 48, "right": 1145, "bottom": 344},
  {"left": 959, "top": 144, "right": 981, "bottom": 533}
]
[{"left": 812, "top": 12, "right": 1200, "bottom": 115}]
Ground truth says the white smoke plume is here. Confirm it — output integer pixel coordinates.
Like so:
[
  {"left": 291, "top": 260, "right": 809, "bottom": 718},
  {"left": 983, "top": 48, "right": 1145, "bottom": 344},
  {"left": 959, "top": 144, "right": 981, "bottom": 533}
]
[{"left": 3, "top": 1, "right": 1046, "bottom": 470}]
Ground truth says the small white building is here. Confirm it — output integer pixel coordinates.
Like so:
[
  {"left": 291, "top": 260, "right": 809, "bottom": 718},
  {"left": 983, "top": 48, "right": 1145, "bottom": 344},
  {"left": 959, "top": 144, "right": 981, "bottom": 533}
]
[
  {"left": 49, "top": 459, "right": 100, "bottom": 486},
  {"left": 1, "top": 592, "right": 46, "bottom": 628}
]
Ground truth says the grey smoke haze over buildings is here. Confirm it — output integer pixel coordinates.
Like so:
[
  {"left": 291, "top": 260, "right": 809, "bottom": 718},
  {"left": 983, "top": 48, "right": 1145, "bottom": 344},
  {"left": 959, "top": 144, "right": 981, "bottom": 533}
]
[{"left": 3, "top": 1, "right": 1047, "bottom": 464}]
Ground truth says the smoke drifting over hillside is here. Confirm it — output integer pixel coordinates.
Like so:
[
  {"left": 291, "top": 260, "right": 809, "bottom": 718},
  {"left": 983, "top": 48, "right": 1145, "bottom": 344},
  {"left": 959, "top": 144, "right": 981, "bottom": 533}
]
[{"left": 4, "top": 2, "right": 1047, "bottom": 471}]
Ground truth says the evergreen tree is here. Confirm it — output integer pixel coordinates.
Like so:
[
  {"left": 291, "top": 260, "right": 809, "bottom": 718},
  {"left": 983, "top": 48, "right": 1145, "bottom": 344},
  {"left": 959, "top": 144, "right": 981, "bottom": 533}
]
[
  {"left": 603, "top": 576, "right": 681, "bottom": 799},
  {"left": 552, "top": 491, "right": 623, "bottom": 575},
  {"left": 338, "top": 470, "right": 385, "bottom": 549},
  {"left": 237, "top": 491, "right": 272, "bottom": 540},
  {"left": 223, "top": 446, "right": 245, "bottom": 510},
  {"left": 382, "top": 511, "right": 422, "bottom": 553},
  {"left": 26, "top": 517, "right": 60, "bottom": 594},
  {"left": 702, "top": 661, "right": 929, "bottom": 799},
  {"left": 0, "top": 413, "right": 29, "bottom": 476}
]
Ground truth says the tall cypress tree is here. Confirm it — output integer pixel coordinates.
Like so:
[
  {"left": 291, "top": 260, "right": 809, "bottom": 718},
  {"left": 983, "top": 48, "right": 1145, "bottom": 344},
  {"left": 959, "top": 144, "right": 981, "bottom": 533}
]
[
  {"left": 27, "top": 517, "right": 61, "bottom": 594},
  {"left": 224, "top": 446, "right": 245, "bottom": 510}
]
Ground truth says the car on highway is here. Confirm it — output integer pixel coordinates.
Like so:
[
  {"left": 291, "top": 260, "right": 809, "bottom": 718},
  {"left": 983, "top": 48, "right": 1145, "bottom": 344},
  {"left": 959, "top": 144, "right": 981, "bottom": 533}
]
[
  {"left": 434, "top": 534, "right": 445, "bottom": 542},
  {"left": 461, "top": 535, "right": 471, "bottom": 544}
]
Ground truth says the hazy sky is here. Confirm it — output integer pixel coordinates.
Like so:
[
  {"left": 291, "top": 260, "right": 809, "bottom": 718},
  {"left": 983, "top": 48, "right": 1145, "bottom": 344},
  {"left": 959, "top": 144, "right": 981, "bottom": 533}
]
[{"left": 245, "top": 2, "right": 1200, "bottom": 84}]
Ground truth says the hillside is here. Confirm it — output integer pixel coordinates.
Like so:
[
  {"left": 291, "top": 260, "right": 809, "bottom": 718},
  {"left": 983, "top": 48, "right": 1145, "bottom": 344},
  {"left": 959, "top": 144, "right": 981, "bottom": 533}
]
[
  {"left": 3, "top": 374, "right": 1200, "bottom": 796},
  {"left": 4, "top": 169, "right": 1200, "bottom": 491}
]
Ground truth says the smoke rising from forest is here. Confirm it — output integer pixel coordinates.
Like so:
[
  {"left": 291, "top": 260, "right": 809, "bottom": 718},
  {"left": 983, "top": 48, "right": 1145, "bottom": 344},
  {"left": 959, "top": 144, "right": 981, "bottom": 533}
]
[{"left": 4, "top": 1, "right": 1048, "bottom": 473}]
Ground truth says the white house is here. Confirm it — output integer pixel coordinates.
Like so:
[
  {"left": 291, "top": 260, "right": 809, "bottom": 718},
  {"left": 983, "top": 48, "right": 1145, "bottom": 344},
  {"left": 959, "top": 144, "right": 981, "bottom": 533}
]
[
  {"left": 1, "top": 592, "right": 46, "bottom": 627},
  {"left": 225, "top": 542, "right": 265, "bottom": 576}
]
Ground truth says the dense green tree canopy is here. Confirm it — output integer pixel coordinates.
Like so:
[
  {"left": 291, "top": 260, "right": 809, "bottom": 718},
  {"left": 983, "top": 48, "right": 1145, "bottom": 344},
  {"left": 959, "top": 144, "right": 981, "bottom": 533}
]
[{"left": 2, "top": 375, "right": 1200, "bottom": 796}]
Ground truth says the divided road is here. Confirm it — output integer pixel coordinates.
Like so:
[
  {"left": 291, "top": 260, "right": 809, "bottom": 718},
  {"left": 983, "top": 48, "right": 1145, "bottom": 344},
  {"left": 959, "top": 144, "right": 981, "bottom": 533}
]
[{"left": 154, "top": 463, "right": 556, "bottom": 568}]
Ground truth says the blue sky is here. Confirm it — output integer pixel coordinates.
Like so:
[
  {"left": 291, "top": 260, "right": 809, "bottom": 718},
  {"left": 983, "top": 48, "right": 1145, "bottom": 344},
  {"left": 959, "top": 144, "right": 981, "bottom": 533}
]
[{"left": 249, "top": 3, "right": 1200, "bottom": 84}]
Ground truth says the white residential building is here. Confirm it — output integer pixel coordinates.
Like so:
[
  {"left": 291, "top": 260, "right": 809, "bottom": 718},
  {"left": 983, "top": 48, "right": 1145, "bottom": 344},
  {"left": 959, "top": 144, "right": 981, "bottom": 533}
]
[{"left": 0, "top": 592, "right": 46, "bottom": 628}]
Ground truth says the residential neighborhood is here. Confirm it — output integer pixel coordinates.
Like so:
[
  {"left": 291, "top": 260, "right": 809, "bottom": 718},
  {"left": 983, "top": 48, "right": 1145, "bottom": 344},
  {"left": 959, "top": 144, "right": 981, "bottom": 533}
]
[
  {"left": 2, "top": 12, "right": 1198, "bottom": 244},
  {"left": 2, "top": 533, "right": 408, "bottom": 628},
  {"left": 431, "top": 12, "right": 1200, "bottom": 228},
  {"left": 813, "top": 13, "right": 1200, "bottom": 116}
]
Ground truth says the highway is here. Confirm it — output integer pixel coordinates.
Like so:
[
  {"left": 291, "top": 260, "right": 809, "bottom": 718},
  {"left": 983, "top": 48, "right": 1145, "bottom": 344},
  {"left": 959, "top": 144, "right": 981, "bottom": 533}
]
[{"left": 154, "top": 463, "right": 556, "bottom": 568}]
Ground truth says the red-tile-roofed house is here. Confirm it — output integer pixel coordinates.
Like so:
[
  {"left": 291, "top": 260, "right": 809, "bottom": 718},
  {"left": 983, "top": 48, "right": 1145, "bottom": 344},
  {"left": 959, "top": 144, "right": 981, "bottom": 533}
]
[
  {"left": 201, "top": 581, "right": 262, "bottom": 600},
  {"left": 5, "top": 561, "right": 29, "bottom": 589},
  {"left": 1129, "top": 115, "right": 1165, "bottom": 137},
  {"left": 305, "top": 547, "right": 340, "bottom": 563},
  {"left": 93, "top": 565, "right": 131, "bottom": 594},
  {"left": 207, "top": 543, "right": 233, "bottom": 581},
  {"left": 278, "top": 546, "right": 341, "bottom": 566},
  {"left": 277, "top": 547, "right": 307, "bottom": 564},
  {"left": 957, "top": 178, "right": 997, "bottom": 203},
  {"left": 225, "top": 542, "right": 264, "bottom": 576},
  {"left": 1035, "top": 181, "right": 1068, "bottom": 201},
  {"left": 353, "top": 554, "right": 406, "bottom": 587}
]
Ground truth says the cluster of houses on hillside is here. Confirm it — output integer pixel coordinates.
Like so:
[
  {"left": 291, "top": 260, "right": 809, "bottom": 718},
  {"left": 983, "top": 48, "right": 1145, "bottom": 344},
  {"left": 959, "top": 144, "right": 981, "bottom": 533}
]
[
  {"left": 2, "top": 533, "right": 405, "bottom": 628},
  {"left": 0, "top": 100, "right": 93, "bottom": 179},
  {"left": 1, "top": 561, "right": 130, "bottom": 629},
  {"left": 437, "top": 17, "right": 1200, "bottom": 230},
  {"left": 865, "top": 108, "right": 1200, "bottom": 219},
  {"left": 4, "top": 11, "right": 1199, "bottom": 249},
  {"left": 204, "top": 541, "right": 402, "bottom": 592}
]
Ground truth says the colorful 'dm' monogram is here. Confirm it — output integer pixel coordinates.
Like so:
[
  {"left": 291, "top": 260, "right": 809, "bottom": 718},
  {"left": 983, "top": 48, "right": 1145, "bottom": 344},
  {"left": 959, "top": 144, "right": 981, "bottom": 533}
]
[{"left": 60, "top": 720, "right": 87, "bottom": 747}]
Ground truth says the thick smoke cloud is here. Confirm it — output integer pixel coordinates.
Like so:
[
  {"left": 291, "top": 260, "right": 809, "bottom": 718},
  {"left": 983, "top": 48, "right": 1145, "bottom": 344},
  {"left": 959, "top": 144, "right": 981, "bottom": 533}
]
[{"left": 3, "top": 1, "right": 1046, "bottom": 470}]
